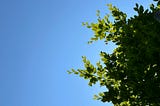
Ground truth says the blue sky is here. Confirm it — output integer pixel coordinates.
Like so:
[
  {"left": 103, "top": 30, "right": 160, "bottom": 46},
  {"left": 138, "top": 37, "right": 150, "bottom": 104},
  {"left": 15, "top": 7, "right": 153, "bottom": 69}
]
[{"left": 0, "top": 0, "right": 154, "bottom": 106}]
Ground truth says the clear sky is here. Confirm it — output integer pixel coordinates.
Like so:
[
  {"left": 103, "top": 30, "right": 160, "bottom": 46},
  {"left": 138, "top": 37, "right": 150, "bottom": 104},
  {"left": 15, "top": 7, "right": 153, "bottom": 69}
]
[{"left": 0, "top": 0, "right": 154, "bottom": 106}]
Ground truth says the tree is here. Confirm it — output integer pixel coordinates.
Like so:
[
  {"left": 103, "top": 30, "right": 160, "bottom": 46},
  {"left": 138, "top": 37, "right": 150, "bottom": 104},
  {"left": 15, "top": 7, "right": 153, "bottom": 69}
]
[{"left": 68, "top": 1, "right": 160, "bottom": 105}]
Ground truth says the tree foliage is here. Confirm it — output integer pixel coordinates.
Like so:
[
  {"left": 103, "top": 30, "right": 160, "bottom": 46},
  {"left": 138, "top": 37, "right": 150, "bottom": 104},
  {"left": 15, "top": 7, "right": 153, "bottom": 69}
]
[{"left": 68, "top": 1, "right": 160, "bottom": 105}]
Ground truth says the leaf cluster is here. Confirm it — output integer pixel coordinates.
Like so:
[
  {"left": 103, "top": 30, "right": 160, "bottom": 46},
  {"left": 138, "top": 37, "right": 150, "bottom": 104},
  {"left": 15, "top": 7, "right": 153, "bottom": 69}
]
[{"left": 69, "top": 2, "right": 160, "bottom": 106}]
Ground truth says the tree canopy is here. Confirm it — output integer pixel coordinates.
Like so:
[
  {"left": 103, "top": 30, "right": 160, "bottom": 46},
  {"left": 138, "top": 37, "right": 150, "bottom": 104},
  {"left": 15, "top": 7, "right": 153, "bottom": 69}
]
[{"left": 68, "top": 1, "right": 160, "bottom": 105}]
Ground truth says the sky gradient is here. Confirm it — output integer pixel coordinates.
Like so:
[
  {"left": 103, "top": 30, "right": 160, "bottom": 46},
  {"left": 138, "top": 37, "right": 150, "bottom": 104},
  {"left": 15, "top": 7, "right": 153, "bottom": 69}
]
[{"left": 0, "top": 0, "right": 154, "bottom": 106}]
